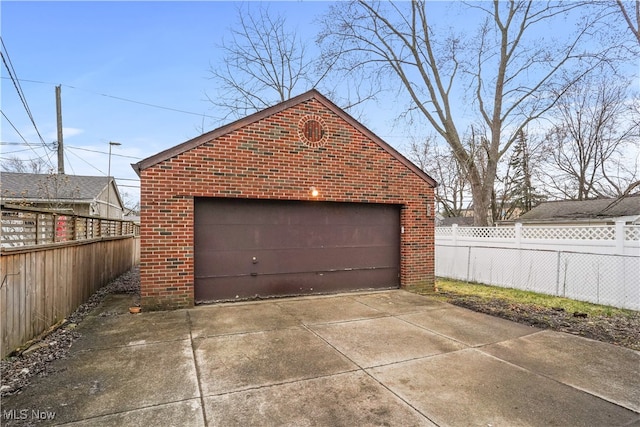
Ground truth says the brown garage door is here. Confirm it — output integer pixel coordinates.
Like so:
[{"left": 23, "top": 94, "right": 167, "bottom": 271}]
[{"left": 194, "top": 198, "right": 400, "bottom": 302}]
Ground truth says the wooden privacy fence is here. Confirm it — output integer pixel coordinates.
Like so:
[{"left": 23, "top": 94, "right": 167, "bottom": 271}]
[
  {"left": 1, "top": 205, "right": 138, "bottom": 247},
  {"left": 1, "top": 206, "right": 140, "bottom": 357}
]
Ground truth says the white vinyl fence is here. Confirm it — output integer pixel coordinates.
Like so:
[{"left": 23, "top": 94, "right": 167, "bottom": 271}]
[{"left": 435, "top": 223, "right": 640, "bottom": 311}]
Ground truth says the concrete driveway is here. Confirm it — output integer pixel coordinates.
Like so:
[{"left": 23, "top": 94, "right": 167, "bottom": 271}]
[{"left": 2, "top": 290, "right": 639, "bottom": 426}]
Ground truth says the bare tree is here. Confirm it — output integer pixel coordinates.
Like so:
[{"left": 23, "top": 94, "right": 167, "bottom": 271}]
[
  {"left": 207, "top": 5, "right": 320, "bottom": 121},
  {"left": 1, "top": 155, "right": 48, "bottom": 174},
  {"left": 541, "top": 73, "right": 639, "bottom": 200},
  {"left": 615, "top": 0, "right": 640, "bottom": 44},
  {"left": 120, "top": 191, "right": 140, "bottom": 216},
  {"left": 409, "top": 135, "right": 470, "bottom": 218},
  {"left": 319, "top": 1, "right": 624, "bottom": 225},
  {"left": 31, "top": 173, "right": 79, "bottom": 212}
]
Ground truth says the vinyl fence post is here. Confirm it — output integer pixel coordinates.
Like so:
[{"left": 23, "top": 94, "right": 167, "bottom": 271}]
[
  {"left": 515, "top": 222, "right": 522, "bottom": 249},
  {"left": 615, "top": 220, "right": 625, "bottom": 255},
  {"left": 466, "top": 246, "right": 472, "bottom": 282},
  {"left": 555, "top": 251, "right": 561, "bottom": 297},
  {"left": 452, "top": 224, "right": 458, "bottom": 246}
]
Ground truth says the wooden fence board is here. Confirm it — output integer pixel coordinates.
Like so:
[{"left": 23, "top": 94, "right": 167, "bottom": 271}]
[
  {"left": 15, "top": 255, "right": 23, "bottom": 354},
  {"left": 1, "top": 257, "right": 7, "bottom": 355}
]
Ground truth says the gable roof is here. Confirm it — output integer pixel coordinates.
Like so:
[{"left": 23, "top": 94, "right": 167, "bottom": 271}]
[
  {"left": 132, "top": 89, "right": 437, "bottom": 187},
  {"left": 1, "top": 172, "right": 117, "bottom": 203},
  {"left": 439, "top": 216, "right": 475, "bottom": 227},
  {"left": 518, "top": 195, "right": 640, "bottom": 222}
]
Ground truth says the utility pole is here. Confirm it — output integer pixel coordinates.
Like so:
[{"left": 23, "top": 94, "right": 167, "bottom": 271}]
[
  {"left": 56, "top": 85, "right": 64, "bottom": 174},
  {"left": 107, "top": 141, "right": 121, "bottom": 219}
]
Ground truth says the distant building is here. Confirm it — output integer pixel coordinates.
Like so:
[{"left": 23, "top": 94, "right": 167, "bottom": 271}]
[
  {"left": 514, "top": 195, "right": 640, "bottom": 226},
  {"left": 0, "top": 172, "right": 124, "bottom": 219},
  {"left": 437, "top": 216, "right": 475, "bottom": 227}
]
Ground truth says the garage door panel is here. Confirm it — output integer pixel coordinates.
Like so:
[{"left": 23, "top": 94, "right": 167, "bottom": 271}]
[
  {"left": 194, "top": 198, "right": 400, "bottom": 302},
  {"left": 196, "top": 224, "right": 397, "bottom": 251},
  {"left": 196, "top": 268, "right": 399, "bottom": 302},
  {"left": 196, "top": 246, "right": 397, "bottom": 277}
]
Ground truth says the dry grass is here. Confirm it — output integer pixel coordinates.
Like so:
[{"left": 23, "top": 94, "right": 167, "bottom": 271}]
[
  {"left": 426, "top": 278, "right": 640, "bottom": 351},
  {"left": 434, "top": 279, "right": 636, "bottom": 317}
]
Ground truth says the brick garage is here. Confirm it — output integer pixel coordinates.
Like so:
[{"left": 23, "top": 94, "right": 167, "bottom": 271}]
[{"left": 133, "top": 90, "right": 437, "bottom": 310}]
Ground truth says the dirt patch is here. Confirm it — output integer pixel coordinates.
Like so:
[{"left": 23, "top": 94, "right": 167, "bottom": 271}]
[
  {"left": 438, "top": 291, "right": 640, "bottom": 351},
  {"left": 0, "top": 267, "right": 140, "bottom": 397}
]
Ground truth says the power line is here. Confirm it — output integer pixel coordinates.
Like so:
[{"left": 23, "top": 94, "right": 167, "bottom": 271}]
[
  {"left": 0, "top": 156, "right": 42, "bottom": 162},
  {"left": 0, "top": 76, "right": 220, "bottom": 120},
  {"left": 2, "top": 142, "right": 143, "bottom": 161},
  {"left": 0, "top": 110, "right": 53, "bottom": 165},
  {"left": 65, "top": 146, "right": 105, "bottom": 175},
  {"left": 0, "top": 37, "right": 52, "bottom": 166},
  {"left": 1, "top": 148, "right": 35, "bottom": 155},
  {"left": 66, "top": 145, "right": 142, "bottom": 160},
  {"left": 64, "top": 151, "right": 75, "bottom": 175}
]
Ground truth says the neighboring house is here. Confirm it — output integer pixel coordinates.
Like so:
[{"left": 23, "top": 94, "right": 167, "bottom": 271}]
[
  {"left": 515, "top": 195, "right": 640, "bottom": 226},
  {"left": 0, "top": 172, "right": 124, "bottom": 219},
  {"left": 133, "top": 89, "right": 438, "bottom": 310},
  {"left": 437, "top": 216, "right": 475, "bottom": 227}
]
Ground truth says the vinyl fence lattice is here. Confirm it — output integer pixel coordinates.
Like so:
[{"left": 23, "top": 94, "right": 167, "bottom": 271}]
[
  {"left": 522, "top": 226, "right": 615, "bottom": 240},
  {"left": 456, "top": 227, "right": 515, "bottom": 239},
  {"left": 626, "top": 226, "right": 640, "bottom": 241}
]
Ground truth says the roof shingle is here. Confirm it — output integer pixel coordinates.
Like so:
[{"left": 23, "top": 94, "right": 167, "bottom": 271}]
[
  {"left": 518, "top": 196, "right": 640, "bottom": 221},
  {"left": 1, "top": 172, "right": 110, "bottom": 201}
]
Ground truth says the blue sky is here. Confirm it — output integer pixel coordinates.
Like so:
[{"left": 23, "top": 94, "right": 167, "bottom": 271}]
[
  {"left": 1, "top": 1, "right": 334, "bottom": 203},
  {"left": 2, "top": 1, "right": 638, "bottom": 206}
]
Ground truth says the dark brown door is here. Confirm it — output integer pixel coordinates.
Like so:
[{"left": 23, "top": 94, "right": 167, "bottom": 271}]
[{"left": 194, "top": 198, "right": 400, "bottom": 302}]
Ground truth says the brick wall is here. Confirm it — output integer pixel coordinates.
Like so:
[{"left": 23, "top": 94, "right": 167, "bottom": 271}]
[{"left": 139, "top": 97, "right": 435, "bottom": 310}]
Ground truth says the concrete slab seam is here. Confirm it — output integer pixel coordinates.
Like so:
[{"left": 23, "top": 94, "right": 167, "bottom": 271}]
[
  {"left": 189, "top": 324, "right": 303, "bottom": 340},
  {"left": 300, "top": 322, "right": 441, "bottom": 425},
  {"left": 187, "top": 310, "right": 209, "bottom": 427},
  {"left": 72, "top": 335, "right": 193, "bottom": 353},
  {"left": 54, "top": 398, "right": 203, "bottom": 426},
  {"left": 365, "top": 349, "right": 474, "bottom": 370},
  {"left": 302, "top": 313, "right": 469, "bottom": 370},
  {"left": 359, "top": 367, "right": 441, "bottom": 426},
  {"left": 393, "top": 314, "right": 475, "bottom": 348},
  {"left": 475, "top": 343, "right": 640, "bottom": 414},
  {"left": 197, "top": 369, "right": 363, "bottom": 399},
  {"left": 299, "top": 313, "right": 395, "bottom": 327},
  {"left": 398, "top": 313, "right": 540, "bottom": 349}
]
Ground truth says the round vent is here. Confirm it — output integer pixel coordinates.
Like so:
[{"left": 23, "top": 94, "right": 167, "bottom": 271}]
[{"left": 298, "top": 115, "right": 328, "bottom": 147}]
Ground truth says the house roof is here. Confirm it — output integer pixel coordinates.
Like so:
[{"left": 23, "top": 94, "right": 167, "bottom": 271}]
[
  {"left": 132, "top": 89, "right": 437, "bottom": 187},
  {"left": 439, "top": 216, "right": 475, "bottom": 227},
  {"left": 517, "top": 195, "right": 640, "bottom": 222},
  {"left": 1, "top": 172, "right": 116, "bottom": 203}
]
